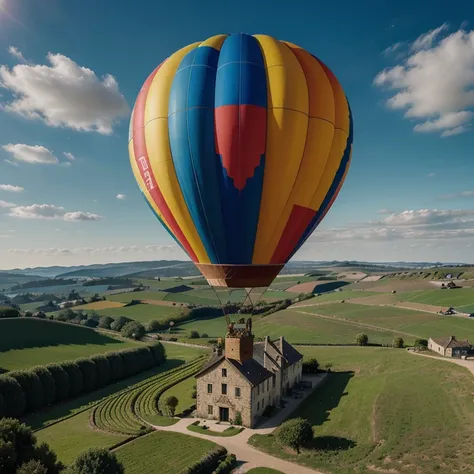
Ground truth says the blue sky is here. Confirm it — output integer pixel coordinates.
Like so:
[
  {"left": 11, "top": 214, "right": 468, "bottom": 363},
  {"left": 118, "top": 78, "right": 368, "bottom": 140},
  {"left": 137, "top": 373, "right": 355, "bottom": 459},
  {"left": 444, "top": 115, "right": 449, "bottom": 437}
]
[{"left": 0, "top": 0, "right": 473, "bottom": 269}]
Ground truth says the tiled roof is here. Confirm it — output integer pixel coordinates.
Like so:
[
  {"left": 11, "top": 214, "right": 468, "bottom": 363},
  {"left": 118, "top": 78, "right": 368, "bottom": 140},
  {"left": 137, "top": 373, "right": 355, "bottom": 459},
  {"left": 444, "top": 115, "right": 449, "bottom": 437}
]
[
  {"left": 431, "top": 336, "right": 470, "bottom": 349},
  {"left": 227, "top": 358, "right": 274, "bottom": 387}
]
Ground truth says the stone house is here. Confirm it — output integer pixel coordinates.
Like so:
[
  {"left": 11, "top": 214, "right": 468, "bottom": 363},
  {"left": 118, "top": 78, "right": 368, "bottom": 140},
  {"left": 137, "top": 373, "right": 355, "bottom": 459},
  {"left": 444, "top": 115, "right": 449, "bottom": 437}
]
[
  {"left": 428, "top": 336, "right": 470, "bottom": 357},
  {"left": 195, "top": 324, "right": 303, "bottom": 428}
]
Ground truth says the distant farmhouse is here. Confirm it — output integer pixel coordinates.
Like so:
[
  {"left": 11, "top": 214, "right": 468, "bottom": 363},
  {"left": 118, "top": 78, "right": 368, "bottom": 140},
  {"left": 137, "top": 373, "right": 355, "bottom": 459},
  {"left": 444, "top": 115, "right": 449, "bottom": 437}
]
[
  {"left": 195, "top": 320, "right": 303, "bottom": 428},
  {"left": 428, "top": 336, "right": 470, "bottom": 357}
]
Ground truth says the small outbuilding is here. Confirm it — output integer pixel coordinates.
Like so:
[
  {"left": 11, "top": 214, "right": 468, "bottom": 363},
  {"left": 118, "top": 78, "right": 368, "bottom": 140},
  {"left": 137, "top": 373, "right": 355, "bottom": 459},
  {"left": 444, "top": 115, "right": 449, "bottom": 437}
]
[{"left": 428, "top": 336, "right": 470, "bottom": 358}]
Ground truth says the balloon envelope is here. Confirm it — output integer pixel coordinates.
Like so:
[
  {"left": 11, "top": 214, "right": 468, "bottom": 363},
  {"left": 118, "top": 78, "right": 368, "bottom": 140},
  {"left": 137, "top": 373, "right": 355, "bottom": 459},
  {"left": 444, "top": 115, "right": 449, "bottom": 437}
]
[{"left": 129, "top": 33, "right": 353, "bottom": 288}]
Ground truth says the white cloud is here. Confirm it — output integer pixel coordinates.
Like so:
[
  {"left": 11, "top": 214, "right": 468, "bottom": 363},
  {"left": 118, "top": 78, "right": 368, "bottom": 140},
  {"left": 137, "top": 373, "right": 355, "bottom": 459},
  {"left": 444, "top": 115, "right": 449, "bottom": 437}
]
[
  {"left": 383, "top": 42, "right": 403, "bottom": 56},
  {"left": 8, "top": 46, "right": 29, "bottom": 64},
  {"left": 5, "top": 160, "right": 19, "bottom": 167},
  {"left": 2, "top": 144, "right": 59, "bottom": 164},
  {"left": 63, "top": 152, "right": 75, "bottom": 161},
  {"left": 411, "top": 22, "right": 449, "bottom": 51},
  {"left": 0, "top": 200, "right": 16, "bottom": 208},
  {"left": 374, "top": 26, "right": 474, "bottom": 136},
  {"left": 8, "top": 204, "right": 103, "bottom": 221},
  {"left": 8, "top": 244, "right": 180, "bottom": 256},
  {"left": 116, "top": 194, "right": 126, "bottom": 200},
  {"left": 377, "top": 208, "right": 394, "bottom": 214},
  {"left": 427, "top": 173, "right": 436, "bottom": 178},
  {"left": 440, "top": 190, "right": 474, "bottom": 199},
  {"left": 0, "top": 52, "right": 129, "bottom": 134},
  {"left": 0, "top": 184, "right": 24, "bottom": 192},
  {"left": 382, "top": 209, "right": 474, "bottom": 226}
]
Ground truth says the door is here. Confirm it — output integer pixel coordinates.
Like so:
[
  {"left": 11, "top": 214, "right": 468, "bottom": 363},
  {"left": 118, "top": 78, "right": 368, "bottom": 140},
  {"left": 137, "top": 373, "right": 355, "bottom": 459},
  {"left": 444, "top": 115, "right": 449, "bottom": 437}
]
[{"left": 219, "top": 407, "right": 229, "bottom": 422}]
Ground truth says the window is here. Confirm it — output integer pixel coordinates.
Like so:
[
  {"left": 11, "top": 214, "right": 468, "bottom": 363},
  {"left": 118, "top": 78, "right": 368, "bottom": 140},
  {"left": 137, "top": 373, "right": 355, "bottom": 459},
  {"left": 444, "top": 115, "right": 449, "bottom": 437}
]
[
  {"left": 257, "top": 385, "right": 260, "bottom": 395},
  {"left": 235, "top": 387, "right": 241, "bottom": 397},
  {"left": 272, "top": 374, "right": 276, "bottom": 388},
  {"left": 222, "top": 368, "right": 227, "bottom": 377},
  {"left": 262, "top": 382, "right": 265, "bottom": 393},
  {"left": 208, "top": 405, "right": 213, "bottom": 415},
  {"left": 257, "top": 401, "right": 260, "bottom": 411},
  {"left": 207, "top": 384, "right": 212, "bottom": 394},
  {"left": 267, "top": 379, "right": 269, "bottom": 391},
  {"left": 222, "top": 383, "right": 227, "bottom": 395}
]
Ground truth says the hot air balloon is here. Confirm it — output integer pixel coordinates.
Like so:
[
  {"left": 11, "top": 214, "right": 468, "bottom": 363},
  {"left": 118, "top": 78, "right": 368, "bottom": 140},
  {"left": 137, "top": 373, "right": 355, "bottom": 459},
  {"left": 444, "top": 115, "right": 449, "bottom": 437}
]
[{"left": 129, "top": 33, "right": 353, "bottom": 294}]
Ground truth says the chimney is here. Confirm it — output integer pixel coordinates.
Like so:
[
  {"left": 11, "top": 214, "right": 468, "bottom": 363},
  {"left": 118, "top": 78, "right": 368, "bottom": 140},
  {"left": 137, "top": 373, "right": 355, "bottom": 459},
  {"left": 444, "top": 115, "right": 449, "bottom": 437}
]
[
  {"left": 225, "top": 334, "right": 254, "bottom": 363},
  {"left": 279, "top": 336, "right": 284, "bottom": 352}
]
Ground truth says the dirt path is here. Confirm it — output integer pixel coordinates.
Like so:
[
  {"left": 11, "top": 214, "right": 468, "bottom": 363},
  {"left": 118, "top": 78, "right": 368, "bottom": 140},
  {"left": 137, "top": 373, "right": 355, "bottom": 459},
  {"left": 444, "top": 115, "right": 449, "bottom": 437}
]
[
  {"left": 159, "top": 340, "right": 211, "bottom": 350},
  {"left": 294, "top": 309, "right": 419, "bottom": 338},
  {"left": 408, "top": 351, "right": 474, "bottom": 377},
  {"left": 151, "top": 373, "right": 327, "bottom": 473}
]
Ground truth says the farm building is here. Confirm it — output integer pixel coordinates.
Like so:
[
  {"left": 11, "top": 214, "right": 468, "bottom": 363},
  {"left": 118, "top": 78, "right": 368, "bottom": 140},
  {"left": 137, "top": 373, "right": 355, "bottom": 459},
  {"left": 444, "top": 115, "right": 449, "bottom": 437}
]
[
  {"left": 428, "top": 336, "right": 470, "bottom": 357},
  {"left": 195, "top": 321, "right": 303, "bottom": 428}
]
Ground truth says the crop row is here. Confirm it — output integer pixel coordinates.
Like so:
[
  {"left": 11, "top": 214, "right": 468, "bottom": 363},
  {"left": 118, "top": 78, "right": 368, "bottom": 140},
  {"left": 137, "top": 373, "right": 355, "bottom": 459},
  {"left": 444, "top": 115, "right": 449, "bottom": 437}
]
[{"left": 92, "top": 356, "right": 206, "bottom": 436}]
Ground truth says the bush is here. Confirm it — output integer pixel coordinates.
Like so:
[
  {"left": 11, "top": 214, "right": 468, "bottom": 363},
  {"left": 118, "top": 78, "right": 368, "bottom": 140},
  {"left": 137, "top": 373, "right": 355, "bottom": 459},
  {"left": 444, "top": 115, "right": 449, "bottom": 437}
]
[
  {"left": 0, "top": 375, "right": 26, "bottom": 418},
  {"left": 98, "top": 316, "right": 114, "bottom": 329},
  {"left": 89, "top": 355, "right": 112, "bottom": 388},
  {"left": 276, "top": 418, "right": 313, "bottom": 454},
  {"left": 148, "top": 342, "right": 166, "bottom": 365},
  {"left": 183, "top": 446, "right": 227, "bottom": 474},
  {"left": 16, "top": 459, "right": 48, "bottom": 474},
  {"left": 31, "top": 367, "right": 56, "bottom": 407},
  {"left": 213, "top": 454, "right": 237, "bottom": 474},
  {"left": 302, "top": 358, "right": 319, "bottom": 374},
  {"left": 233, "top": 411, "right": 242, "bottom": 426},
  {"left": 65, "top": 448, "right": 124, "bottom": 474},
  {"left": 105, "top": 352, "right": 124, "bottom": 381},
  {"left": 110, "top": 316, "right": 132, "bottom": 332},
  {"left": 45, "top": 364, "right": 70, "bottom": 401},
  {"left": 356, "top": 333, "right": 368, "bottom": 346},
  {"left": 201, "top": 333, "right": 208, "bottom": 338},
  {"left": 61, "top": 361, "right": 84, "bottom": 397},
  {"left": 120, "top": 349, "right": 139, "bottom": 378},
  {"left": 414, "top": 338, "right": 428, "bottom": 350},
  {"left": 146, "top": 320, "right": 161, "bottom": 332},
  {"left": 121, "top": 321, "right": 145, "bottom": 340},
  {"left": 0, "top": 307, "right": 20, "bottom": 318},
  {"left": 81, "top": 318, "right": 99, "bottom": 328},
  {"left": 393, "top": 337, "right": 404, "bottom": 348},
  {"left": 0, "top": 393, "right": 6, "bottom": 418},
  {"left": 9, "top": 370, "right": 44, "bottom": 413},
  {"left": 164, "top": 395, "right": 179, "bottom": 416},
  {"left": 189, "top": 330, "right": 200, "bottom": 339},
  {"left": 75, "top": 358, "right": 97, "bottom": 392},
  {"left": 0, "top": 418, "right": 63, "bottom": 474}
]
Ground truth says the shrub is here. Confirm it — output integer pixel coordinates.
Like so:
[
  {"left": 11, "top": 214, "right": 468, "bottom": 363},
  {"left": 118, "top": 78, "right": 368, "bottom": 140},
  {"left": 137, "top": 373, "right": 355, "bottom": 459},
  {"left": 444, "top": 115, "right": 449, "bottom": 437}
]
[
  {"left": 146, "top": 320, "right": 161, "bottom": 332},
  {"left": 0, "top": 375, "right": 26, "bottom": 418},
  {"left": 189, "top": 330, "right": 200, "bottom": 339},
  {"left": 110, "top": 316, "right": 132, "bottom": 332},
  {"left": 393, "top": 337, "right": 404, "bottom": 348},
  {"left": 16, "top": 459, "right": 48, "bottom": 474},
  {"left": 65, "top": 448, "right": 124, "bottom": 474},
  {"left": 0, "top": 307, "right": 20, "bottom": 318},
  {"left": 414, "top": 338, "right": 428, "bottom": 350},
  {"left": 148, "top": 342, "right": 166, "bottom": 365},
  {"left": 302, "top": 358, "right": 319, "bottom": 374},
  {"left": 120, "top": 349, "right": 139, "bottom": 378},
  {"left": 164, "top": 395, "right": 179, "bottom": 416},
  {"left": 183, "top": 446, "right": 227, "bottom": 474},
  {"left": 31, "top": 367, "right": 56, "bottom": 407},
  {"left": 0, "top": 393, "right": 6, "bottom": 418},
  {"left": 9, "top": 370, "right": 44, "bottom": 413},
  {"left": 24, "top": 311, "right": 33, "bottom": 318},
  {"left": 89, "top": 355, "right": 112, "bottom": 388},
  {"left": 105, "top": 352, "right": 124, "bottom": 381},
  {"left": 201, "top": 333, "right": 208, "bottom": 338},
  {"left": 356, "top": 333, "right": 368, "bottom": 346},
  {"left": 81, "top": 318, "right": 99, "bottom": 328},
  {"left": 98, "top": 316, "right": 114, "bottom": 329},
  {"left": 61, "top": 361, "right": 84, "bottom": 397},
  {"left": 214, "top": 454, "right": 237, "bottom": 474},
  {"left": 277, "top": 418, "right": 313, "bottom": 454},
  {"left": 0, "top": 418, "right": 63, "bottom": 474},
  {"left": 75, "top": 358, "right": 97, "bottom": 392},
  {"left": 233, "top": 411, "right": 242, "bottom": 426},
  {"left": 45, "top": 364, "right": 70, "bottom": 401},
  {"left": 121, "top": 321, "right": 145, "bottom": 340}
]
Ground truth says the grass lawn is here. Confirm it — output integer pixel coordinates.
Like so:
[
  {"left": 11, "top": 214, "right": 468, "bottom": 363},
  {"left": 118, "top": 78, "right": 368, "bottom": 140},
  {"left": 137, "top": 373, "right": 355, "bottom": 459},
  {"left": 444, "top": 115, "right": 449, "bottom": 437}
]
[
  {"left": 249, "top": 347, "right": 474, "bottom": 474},
  {"left": 107, "top": 291, "right": 167, "bottom": 303},
  {"left": 163, "top": 292, "right": 219, "bottom": 305},
  {"left": 74, "top": 300, "right": 126, "bottom": 310},
  {"left": 187, "top": 421, "right": 244, "bottom": 437},
  {"left": 251, "top": 309, "right": 413, "bottom": 345},
  {"left": 94, "top": 303, "right": 182, "bottom": 323},
  {"left": 0, "top": 318, "right": 139, "bottom": 371},
  {"left": 401, "top": 288, "right": 474, "bottom": 307},
  {"left": 246, "top": 469, "right": 284, "bottom": 474},
  {"left": 36, "top": 410, "right": 127, "bottom": 465},
  {"left": 160, "top": 374, "right": 196, "bottom": 415},
  {"left": 173, "top": 315, "right": 228, "bottom": 338},
  {"left": 114, "top": 431, "right": 219, "bottom": 474},
  {"left": 302, "top": 290, "right": 381, "bottom": 304}
]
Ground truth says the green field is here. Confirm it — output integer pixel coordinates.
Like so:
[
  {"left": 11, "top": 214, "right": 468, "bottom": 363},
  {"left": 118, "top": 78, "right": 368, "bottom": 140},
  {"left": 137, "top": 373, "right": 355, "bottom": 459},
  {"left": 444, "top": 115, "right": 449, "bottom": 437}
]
[
  {"left": 187, "top": 422, "right": 243, "bottom": 437},
  {"left": 0, "top": 318, "right": 139, "bottom": 371},
  {"left": 94, "top": 303, "right": 182, "bottom": 323},
  {"left": 160, "top": 374, "right": 196, "bottom": 415},
  {"left": 250, "top": 347, "right": 474, "bottom": 474},
  {"left": 107, "top": 291, "right": 167, "bottom": 303},
  {"left": 307, "top": 290, "right": 381, "bottom": 303},
  {"left": 115, "top": 431, "right": 219, "bottom": 474},
  {"left": 399, "top": 288, "right": 474, "bottom": 307},
  {"left": 246, "top": 469, "right": 284, "bottom": 474}
]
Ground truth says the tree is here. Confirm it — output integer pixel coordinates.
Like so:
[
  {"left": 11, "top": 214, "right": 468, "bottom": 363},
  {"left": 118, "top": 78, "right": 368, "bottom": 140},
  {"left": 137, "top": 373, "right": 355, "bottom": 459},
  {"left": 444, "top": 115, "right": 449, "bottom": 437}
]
[
  {"left": 110, "top": 316, "right": 132, "bottom": 332},
  {"left": 302, "top": 358, "right": 319, "bottom": 374},
  {"left": 121, "top": 321, "right": 145, "bottom": 340},
  {"left": 0, "top": 418, "right": 63, "bottom": 474},
  {"left": 31, "top": 366, "right": 56, "bottom": 407},
  {"left": 98, "top": 316, "right": 114, "bottom": 329},
  {"left": 0, "top": 375, "right": 26, "bottom": 418},
  {"left": 146, "top": 319, "right": 161, "bottom": 332},
  {"left": 148, "top": 342, "right": 166, "bottom": 365},
  {"left": 105, "top": 352, "right": 124, "bottom": 380},
  {"left": 201, "top": 333, "right": 209, "bottom": 338},
  {"left": 16, "top": 460, "right": 47, "bottom": 474},
  {"left": 61, "top": 361, "right": 84, "bottom": 396},
  {"left": 75, "top": 358, "right": 97, "bottom": 392},
  {"left": 414, "top": 338, "right": 428, "bottom": 350},
  {"left": 393, "top": 337, "right": 404, "bottom": 348},
  {"left": 81, "top": 318, "right": 99, "bottom": 328},
  {"left": 0, "top": 307, "right": 20, "bottom": 318},
  {"left": 68, "top": 290, "right": 80, "bottom": 301},
  {"left": 276, "top": 418, "right": 313, "bottom": 454},
  {"left": 46, "top": 364, "right": 70, "bottom": 401},
  {"left": 90, "top": 355, "right": 111, "bottom": 388},
  {"left": 356, "top": 333, "right": 368, "bottom": 346},
  {"left": 9, "top": 370, "right": 44, "bottom": 413},
  {"left": 189, "top": 330, "right": 200, "bottom": 339},
  {"left": 65, "top": 448, "right": 124, "bottom": 474},
  {"left": 164, "top": 396, "right": 179, "bottom": 416}
]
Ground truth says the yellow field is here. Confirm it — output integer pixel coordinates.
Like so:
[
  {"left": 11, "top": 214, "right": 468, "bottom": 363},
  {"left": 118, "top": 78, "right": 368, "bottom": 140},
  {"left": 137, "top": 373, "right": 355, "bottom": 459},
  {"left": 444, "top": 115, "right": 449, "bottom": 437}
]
[{"left": 75, "top": 301, "right": 126, "bottom": 310}]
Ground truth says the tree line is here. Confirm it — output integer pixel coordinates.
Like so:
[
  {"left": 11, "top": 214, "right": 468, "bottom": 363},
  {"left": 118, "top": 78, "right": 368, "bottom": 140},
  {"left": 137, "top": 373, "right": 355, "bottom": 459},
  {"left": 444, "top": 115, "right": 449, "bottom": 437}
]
[{"left": 0, "top": 342, "right": 166, "bottom": 419}]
